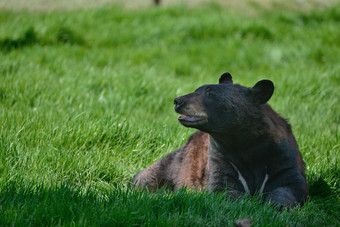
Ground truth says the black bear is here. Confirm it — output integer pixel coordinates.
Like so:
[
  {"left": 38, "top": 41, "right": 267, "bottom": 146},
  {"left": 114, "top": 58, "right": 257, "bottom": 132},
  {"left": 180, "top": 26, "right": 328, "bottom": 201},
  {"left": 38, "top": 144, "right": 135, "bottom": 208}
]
[{"left": 132, "top": 73, "right": 309, "bottom": 208}]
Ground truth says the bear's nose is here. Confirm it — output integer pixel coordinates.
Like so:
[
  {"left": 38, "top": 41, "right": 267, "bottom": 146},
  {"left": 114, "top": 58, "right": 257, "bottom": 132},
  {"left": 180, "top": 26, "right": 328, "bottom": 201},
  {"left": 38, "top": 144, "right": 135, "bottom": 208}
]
[
  {"left": 174, "top": 98, "right": 183, "bottom": 106},
  {"left": 174, "top": 98, "right": 183, "bottom": 112}
]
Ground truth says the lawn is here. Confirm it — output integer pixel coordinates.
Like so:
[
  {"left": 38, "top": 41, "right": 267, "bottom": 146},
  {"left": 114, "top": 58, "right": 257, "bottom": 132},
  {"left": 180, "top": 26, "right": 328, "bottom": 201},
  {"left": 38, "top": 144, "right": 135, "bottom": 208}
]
[{"left": 0, "top": 1, "right": 339, "bottom": 226}]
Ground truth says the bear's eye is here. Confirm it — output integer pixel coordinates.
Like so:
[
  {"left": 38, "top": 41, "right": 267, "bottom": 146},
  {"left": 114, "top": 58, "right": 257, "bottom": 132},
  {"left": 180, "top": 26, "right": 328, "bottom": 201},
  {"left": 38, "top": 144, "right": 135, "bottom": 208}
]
[{"left": 205, "top": 87, "right": 215, "bottom": 97}]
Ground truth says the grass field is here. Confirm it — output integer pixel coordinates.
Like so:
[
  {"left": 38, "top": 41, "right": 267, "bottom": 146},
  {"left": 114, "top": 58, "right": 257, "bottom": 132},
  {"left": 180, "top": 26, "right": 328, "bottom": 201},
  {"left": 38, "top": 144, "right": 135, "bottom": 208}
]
[{"left": 0, "top": 1, "right": 339, "bottom": 226}]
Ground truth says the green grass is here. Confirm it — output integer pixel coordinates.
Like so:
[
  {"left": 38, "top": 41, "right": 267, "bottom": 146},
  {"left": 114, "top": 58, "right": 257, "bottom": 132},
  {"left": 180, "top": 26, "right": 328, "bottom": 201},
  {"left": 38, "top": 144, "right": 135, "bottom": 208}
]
[{"left": 0, "top": 3, "right": 339, "bottom": 226}]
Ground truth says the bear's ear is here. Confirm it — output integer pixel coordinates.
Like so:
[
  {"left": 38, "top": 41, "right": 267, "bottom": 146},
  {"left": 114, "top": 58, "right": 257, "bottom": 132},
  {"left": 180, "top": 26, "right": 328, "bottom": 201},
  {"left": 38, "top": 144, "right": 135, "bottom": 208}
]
[
  {"left": 250, "top": 80, "right": 274, "bottom": 104},
  {"left": 219, "top": 72, "right": 233, "bottom": 84}
]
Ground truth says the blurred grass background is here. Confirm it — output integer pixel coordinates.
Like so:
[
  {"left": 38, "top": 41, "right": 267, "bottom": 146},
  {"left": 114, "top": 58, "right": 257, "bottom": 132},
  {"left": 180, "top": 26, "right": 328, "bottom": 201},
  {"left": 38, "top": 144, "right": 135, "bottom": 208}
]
[{"left": 0, "top": 0, "right": 338, "bottom": 11}]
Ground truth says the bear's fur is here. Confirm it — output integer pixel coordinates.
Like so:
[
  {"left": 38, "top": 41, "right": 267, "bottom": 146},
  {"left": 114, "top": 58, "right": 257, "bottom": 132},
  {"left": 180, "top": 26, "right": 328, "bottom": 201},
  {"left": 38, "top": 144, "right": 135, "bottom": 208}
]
[{"left": 132, "top": 73, "right": 309, "bottom": 208}]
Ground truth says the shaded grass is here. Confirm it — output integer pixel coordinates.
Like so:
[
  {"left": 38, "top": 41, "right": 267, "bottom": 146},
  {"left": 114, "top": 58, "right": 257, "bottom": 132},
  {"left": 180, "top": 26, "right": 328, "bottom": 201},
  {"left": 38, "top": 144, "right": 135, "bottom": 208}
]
[
  {"left": 0, "top": 3, "right": 339, "bottom": 226},
  {"left": 0, "top": 180, "right": 338, "bottom": 226}
]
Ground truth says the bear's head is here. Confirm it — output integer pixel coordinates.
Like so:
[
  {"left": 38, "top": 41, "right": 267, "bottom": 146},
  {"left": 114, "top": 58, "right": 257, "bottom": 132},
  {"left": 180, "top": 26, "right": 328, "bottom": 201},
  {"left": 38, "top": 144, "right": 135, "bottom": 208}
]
[{"left": 174, "top": 73, "right": 274, "bottom": 138}]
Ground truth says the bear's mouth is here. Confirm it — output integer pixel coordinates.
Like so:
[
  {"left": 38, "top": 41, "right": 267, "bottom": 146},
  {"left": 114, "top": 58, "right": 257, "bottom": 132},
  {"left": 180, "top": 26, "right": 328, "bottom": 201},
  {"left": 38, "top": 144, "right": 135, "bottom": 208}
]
[{"left": 177, "top": 113, "right": 208, "bottom": 126}]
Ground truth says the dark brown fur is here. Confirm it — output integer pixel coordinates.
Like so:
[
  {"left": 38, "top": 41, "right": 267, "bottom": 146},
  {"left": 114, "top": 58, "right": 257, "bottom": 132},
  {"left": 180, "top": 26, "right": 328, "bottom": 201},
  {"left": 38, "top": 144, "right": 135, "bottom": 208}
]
[
  {"left": 132, "top": 131, "right": 210, "bottom": 191},
  {"left": 262, "top": 104, "right": 306, "bottom": 178}
]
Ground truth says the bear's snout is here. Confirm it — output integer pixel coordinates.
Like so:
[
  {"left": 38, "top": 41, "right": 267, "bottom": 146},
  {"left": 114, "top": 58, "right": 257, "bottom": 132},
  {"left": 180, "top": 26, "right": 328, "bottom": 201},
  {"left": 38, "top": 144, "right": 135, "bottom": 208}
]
[
  {"left": 174, "top": 97, "right": 183, "bottom": 112},
  {"left": 174, "top": 97, "right": 182, "bottom": 105}
]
